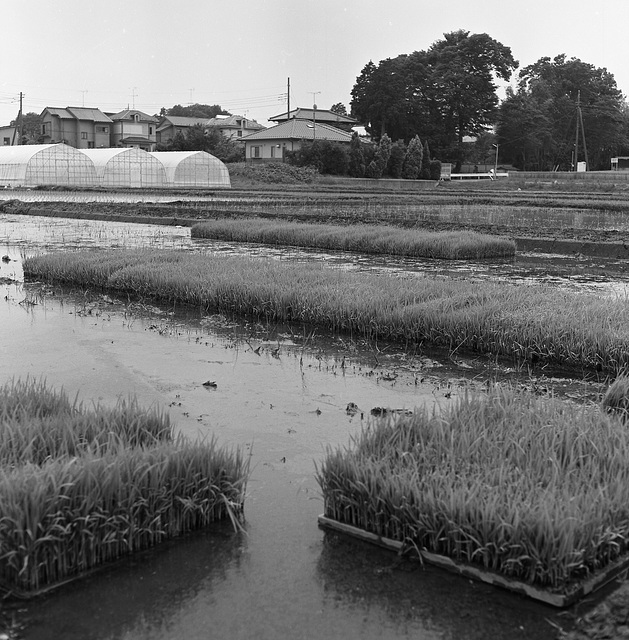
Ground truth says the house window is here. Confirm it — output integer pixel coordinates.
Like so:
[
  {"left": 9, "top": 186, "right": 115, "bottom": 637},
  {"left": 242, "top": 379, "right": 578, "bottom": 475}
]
[
  {"left": 149, "top": 126, "right": 153, "bottom": 135},
  {"left": 99, "top": 126, "right": 109, "bottom": 133},
  {"left": 81, "top": 132, "right": 88, "bottom": 140},
  {"left": 251, "top": 146, "right": 260, "bottom": 158},
  {"left": 42, "top": 123, "right": 48, "bottom": 135},
  {"left": 270, "top": 145, "right": 275, "bottom": 158},
  {"left": 134, "top": 114, "right": 140, "bottom": 122},
  {"left": 3, "top": 138, "right": 9, "bottom": 146},
  {"left": 237, "top": 131, "right": 242, "bottom": 137}
]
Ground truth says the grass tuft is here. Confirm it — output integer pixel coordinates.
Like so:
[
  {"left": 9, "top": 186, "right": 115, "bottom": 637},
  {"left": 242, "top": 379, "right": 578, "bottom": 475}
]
[
  {"left": 316, "top": 386, "right": 629, "bottom": 592},
  {"left": 0, "top": 378, "right": 249, "bottom": 595},
  {"left": 191, "top": 218, "right": 516, "bottom": 260}
]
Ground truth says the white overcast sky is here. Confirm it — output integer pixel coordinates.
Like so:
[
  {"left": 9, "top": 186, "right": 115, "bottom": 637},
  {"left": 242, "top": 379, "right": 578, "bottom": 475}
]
[{"left": 1, "top": 0, "right": 627, "bottom": 127}]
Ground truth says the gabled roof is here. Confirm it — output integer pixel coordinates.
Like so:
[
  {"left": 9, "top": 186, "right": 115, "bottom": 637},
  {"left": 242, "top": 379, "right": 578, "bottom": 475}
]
[
  {"left": 66, "top": 107, "right": 112, "bottom": 122},
  {"left": 41, "top": 107, "right": 112, "bottom": 123},
  {"left": 270, "top": 107, "right": 357, "bottom": 125},
  {"left": 242, "top": 119, "right": 353, "bottom": 143},
  {"left": 121, "top": 136, "right": 156, "bottom": 144},
  {"left": 206, "top": 115, "right": 265, "bottom": 131},
  {"left": 107, "top": 109, "right": 158, "bottom": 123},
  {"left": 157, "top": 116, "right": 209, "bottom": 131}
]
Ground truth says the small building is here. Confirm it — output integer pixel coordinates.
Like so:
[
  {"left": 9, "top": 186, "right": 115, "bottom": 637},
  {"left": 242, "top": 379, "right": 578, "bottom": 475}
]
[
  {"left": 106, "top": 110, "right": 158, "bottom": 151},
  {"left": 0, "top": 126, "right": 17, "bottom": 146},
  {"left": 241, "top": 119, "right": 353, "bottom": 162},
  {"left": 204, "top": 114, "right": 265, "bottom": 141},
  {"left": 0, "top": 143, "right": 97, "bottom": 187},
  {"left": 40, "top": 107, "right": 112, "bottom": 149},
  {"left": 611, "top": 157, "right": 629, "bottom": 171},
  {"left": 79, "top": 148, "right": 166, "bottom": 188},
  {"left": 150, "top": 151, "right": 231, "bottom": 188},
  {"left": 156, "top": 116, "right": 208, "bottom": 146}
]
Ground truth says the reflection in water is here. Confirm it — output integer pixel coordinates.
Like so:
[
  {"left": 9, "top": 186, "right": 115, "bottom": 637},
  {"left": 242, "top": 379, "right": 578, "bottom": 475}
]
[
  {"left": 18, "top": 523, "right": 246, "bottom": 640},
  {"left": 0, "top": 212, "right": 616, "bottom": 640},
  {"left": 316, "top": 531, "right": 560, "bottom": 640},
  {"left": 2, "top": 212, "right": 629, "bottom": 296}
]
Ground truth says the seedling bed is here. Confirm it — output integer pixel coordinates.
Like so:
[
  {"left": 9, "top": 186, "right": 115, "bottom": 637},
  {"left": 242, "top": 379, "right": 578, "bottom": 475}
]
[{"left": 318, "top": 515, "right": 629, "bottom": 608}]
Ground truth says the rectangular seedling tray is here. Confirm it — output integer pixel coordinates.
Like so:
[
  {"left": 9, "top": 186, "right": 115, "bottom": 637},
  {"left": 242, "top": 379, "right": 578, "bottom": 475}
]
[{"left": 318, "top": 514, "right": 629, "bottom": 608}]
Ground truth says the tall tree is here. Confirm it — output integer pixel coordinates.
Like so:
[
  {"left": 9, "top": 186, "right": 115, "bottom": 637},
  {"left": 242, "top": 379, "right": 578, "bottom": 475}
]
[
  {"left": 402, "top": 135, "right": 423, "bottom": 179},
  {"left": 498, "top": 55, "right": 628, "bottom": 170},
  {"left": 10, "top": 112, "right": 43, "bottom": 143},
  {"left": 350, "top": 31, "right": 517, "bottom": 169}
]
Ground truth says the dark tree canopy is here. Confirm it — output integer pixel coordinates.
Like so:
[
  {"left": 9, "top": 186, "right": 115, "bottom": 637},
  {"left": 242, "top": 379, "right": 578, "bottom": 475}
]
[
  {"left": 497, "top": 55, "right": 629, "bottom": 170},
  {"left": 158, "top": 124, "right": 243, "bottom": 163},
  {"left": 164, "top": 104, "right": 230, "bottom": 119},
  {"left": 350, "top": 30, "right": 518, "bottom": 168},
  {"left": 330, "top": 102, "right": 348, "bottom": 116},
  {"left": 10, "top": 112, "right": 43, "bottom": 143}
]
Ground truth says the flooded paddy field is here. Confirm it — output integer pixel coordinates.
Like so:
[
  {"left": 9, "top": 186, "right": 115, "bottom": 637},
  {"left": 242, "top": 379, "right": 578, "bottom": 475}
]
[{"left": 0, "top": 212, "right": 625, "bottom": 639}]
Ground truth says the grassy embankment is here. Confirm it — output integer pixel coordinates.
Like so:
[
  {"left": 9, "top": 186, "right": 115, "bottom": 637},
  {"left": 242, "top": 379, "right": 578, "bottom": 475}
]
[
  {"left": 191, "top": 218, "right": 516, "bottom": 259},
  {"left": 0, "top": 378, "right": 249, "bottom": 595},
  {"left": 317, "top": 385, "right": 629, "bottom": 594},
  {"left": 23, "top": 248, "right": 629, "bottom": 372}
]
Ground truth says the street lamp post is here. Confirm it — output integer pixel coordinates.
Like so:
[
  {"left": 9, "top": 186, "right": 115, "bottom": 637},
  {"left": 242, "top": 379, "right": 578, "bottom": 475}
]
[{"left": 493, "top": 143, "right": 499, "bottom": 179}]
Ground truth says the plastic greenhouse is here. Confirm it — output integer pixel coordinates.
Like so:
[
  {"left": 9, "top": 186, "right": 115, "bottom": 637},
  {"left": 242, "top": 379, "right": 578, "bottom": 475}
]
[
  {"left": 0, "top": 144, "right": 97, "bottom": 187},
  {"left": 150, "top": 151, "right": 231, "bottom": 189},
  {"left": 80, "top": 148, "right": 167, "bottom": 188}
]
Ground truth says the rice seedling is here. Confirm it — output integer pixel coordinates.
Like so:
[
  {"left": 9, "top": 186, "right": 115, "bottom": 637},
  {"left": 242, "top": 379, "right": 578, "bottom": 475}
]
[
  {"left": 191, "top": 218, "right": 516, "bottom": 260},
  {"left": 316, "top": 386, "right": 629, "bottom": 596},
  {"left": 0, "top": 378, "right": 249, "bottom": 596},
  {"left": 601, "top": 375, "right": 629, "bottom": 420},
  {"left": 23, "top": 249, "right": 629, "bottom": 373}
]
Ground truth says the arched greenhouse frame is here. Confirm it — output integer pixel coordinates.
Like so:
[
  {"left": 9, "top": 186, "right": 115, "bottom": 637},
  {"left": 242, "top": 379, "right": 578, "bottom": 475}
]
[
  {"left": 150, "top": 151, "right": 231, "bottom": 189},
  {"left": 0, "top": 144, "right": 97, "bottom": 188},
  {"left": 80, "top": 148, "right": 167, "bottom": 188}
]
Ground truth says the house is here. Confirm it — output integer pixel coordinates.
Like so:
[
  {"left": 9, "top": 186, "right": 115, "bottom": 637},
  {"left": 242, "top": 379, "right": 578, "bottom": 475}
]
[
  {"left": 269, "top": 107, "right": 357, "bottom": 130},
  {"left": 241, "top": 119, "right": 353, "bottom": 162},
  {"left": 40, "top": 107, "right": 112, "bottom": 149},
  {"left": 156, "top": 116, "right": 209, "bottom": 145},
  {"left": 204, "top": 114, "right": 265, "bottom": 141},
  {"left": 106, "top": 109, "right": 158, "bottom": 151},
  {"left": 0, "top": 126, "right": 17, "bottom": 146}
]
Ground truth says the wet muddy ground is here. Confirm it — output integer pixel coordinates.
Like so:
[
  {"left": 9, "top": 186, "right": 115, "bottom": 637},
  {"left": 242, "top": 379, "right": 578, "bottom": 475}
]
[{"left": 0, "top": 211, "right": 625, "bottom": 639}]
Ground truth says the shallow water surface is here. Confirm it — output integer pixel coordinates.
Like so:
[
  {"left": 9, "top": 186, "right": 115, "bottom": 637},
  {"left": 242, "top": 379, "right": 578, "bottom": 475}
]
[
  {"left": 0, "top": 214, "right": 616, "bottom": 640},
  {"left": 1, "top": 282, "right": 589, "bottom": 640}
]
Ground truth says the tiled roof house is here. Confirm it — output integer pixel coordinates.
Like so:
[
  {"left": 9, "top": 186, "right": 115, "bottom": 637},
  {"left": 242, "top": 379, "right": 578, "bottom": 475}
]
[
  {"left": 106, "top": 109, "right": 158, "bottom": 150},
  {"left": 241, "top": 119, "right": 353, "bottom": 162},
  {"left": 156, "top": 116, "right": 208, "bottom": 145},
  {"left": 205, "top": 114, "right": 265, "bottom": 140},
  {"left": 40, "top": 107, "right": 113, "bottom": 149},
  {"left": 269, "top": 108, "right": 357, "bottom": 128}
]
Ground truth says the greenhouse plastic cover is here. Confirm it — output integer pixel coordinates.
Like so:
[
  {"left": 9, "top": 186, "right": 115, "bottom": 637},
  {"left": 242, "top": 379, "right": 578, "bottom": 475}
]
[
  {"left": 80, "top": 148, "right": 167, "bottom": 188},
  {"left": 0, "top": 144, "right": 97, "bottom": 187},
  {"left": 150, "top": 151, "right": 231, "bottom": 188},
  {"left": 0, "top": 144, "right": 231, "bottom": 189}
]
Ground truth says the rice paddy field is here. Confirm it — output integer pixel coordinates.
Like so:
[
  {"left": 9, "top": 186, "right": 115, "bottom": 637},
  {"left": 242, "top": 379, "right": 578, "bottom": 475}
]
[
  {"left": 21, "top": 247, "right": 629, "bottom": 373},
  {"left": 4, "top": 180, "right": 629, "bottom": 639}
]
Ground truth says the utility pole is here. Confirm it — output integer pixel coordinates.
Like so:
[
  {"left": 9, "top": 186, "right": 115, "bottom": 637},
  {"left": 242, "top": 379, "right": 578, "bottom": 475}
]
[
  {"left": 574, "top": 90, "right": 589, "bottom": 171},
  {"left": 574, "top": 91, "right": 580, "bottom": 171},
  {"left": 12, "top": 92, "right": 24, "bottom": 145},
  {"left": 310, "top": 91, "right": 320, "bottom": 141}
]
